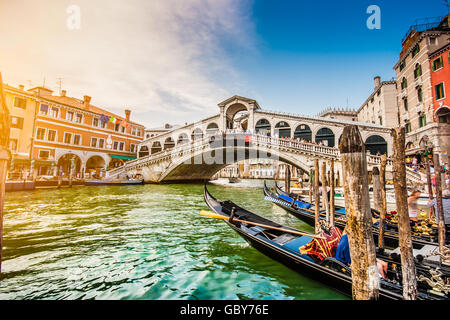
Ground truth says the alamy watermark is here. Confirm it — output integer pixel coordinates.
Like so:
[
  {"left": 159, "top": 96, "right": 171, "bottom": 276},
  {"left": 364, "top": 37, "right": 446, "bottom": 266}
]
[
  {"left": 366, "top": 5, "right": 381, "bottom": 30},
  {"left": 66, "top": 5, "right": 81, "bottom": 30}
]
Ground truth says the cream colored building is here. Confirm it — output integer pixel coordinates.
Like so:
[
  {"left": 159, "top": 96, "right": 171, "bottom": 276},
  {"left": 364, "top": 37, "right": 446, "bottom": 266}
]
[{"left": 357, "top": 76, "right": 398, "bottom": 128}]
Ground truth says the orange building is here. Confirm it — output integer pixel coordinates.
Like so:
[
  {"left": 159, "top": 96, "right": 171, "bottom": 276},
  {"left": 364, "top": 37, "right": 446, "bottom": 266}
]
[
  {"left": 430, "top": 43, "right": 450, "bottom": 116},
  {"left": 4, "top": 84, "right": 145, "bottom": 179}
]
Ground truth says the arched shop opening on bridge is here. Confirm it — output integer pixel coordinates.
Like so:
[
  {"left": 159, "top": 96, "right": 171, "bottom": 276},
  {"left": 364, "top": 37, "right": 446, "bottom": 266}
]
[
  {"left": 86, "top": 155, "right": 106, "bottom": 178},
  {"left": 365, "top": 135, "right": 388, "bottom": 156},
  {"left": 274, "top": 121, "right": 291, "bottom": 138},
  {"left": 177, "top": 133, "right": 189, "bottom": 145},
  {"left": 315, "top": 128, "right": 335, "bottom": 147},
  {"left": 191, "top": 128, "right": 203, "bottom": 141},
  {"left": 164, "top": 137, "right": 175, "bottom": 150},
  {"left": 151, "top": 141, "right": 162, "bottom": 154},
  {"left": 293, "top": 124, "right": 312, "bottom": 142},
  {"left": 139, "top": 146, "right": 149, "bottom": 158},
  {"left": 57, "top": 154, "right": 82, "bottom": 177},
  {"left": 206, "top": 123, "right": 219, "bottom": 136},
  {"left": 255, "top": 119, "right": 271, "bottom": 136}
]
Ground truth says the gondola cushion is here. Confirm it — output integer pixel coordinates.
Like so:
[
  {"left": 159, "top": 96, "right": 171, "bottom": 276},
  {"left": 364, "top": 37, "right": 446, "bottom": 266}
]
[{"left": 283, "top": 236, "right": 314, "bottom": 253}]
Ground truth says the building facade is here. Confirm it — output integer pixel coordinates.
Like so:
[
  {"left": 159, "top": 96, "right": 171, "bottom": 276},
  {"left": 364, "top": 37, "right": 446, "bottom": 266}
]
[
  {"left": 357, "top": 76, "right": 398, "bottom": 128},
  {"left": 393, "top": 15, "right": 450, "bottom": 163},
  {"left": 4, "top": 84, "right": 146, "bottom": 179}
]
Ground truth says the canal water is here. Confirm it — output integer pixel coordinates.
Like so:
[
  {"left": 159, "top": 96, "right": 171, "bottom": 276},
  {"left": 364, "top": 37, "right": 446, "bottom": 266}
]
[{"left": 0, "top": 180, "right": 346, "bottom": 300}]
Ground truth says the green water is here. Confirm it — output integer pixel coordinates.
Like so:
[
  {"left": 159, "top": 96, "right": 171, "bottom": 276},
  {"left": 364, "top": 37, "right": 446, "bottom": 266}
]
[{"left": 0, "top": 180, "right": 346, "bottom": 300}]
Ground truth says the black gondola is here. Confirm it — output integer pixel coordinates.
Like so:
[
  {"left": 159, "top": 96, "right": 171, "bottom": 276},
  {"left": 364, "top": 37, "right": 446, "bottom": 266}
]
[
  {"left": 203, "top": 185, "right": 448, "bottom": 300},
  {"left": 264, "top": 181, "right": 444, "bottom": 249}
]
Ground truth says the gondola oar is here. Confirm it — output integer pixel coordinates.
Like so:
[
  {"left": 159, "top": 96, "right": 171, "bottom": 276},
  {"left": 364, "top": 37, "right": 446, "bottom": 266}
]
[{"left": 199, "top": 210, "right": 326, "bottom": 240}]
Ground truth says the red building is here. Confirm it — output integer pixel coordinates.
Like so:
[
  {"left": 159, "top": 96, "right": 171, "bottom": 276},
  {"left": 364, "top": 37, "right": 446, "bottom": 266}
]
[{"left": 430, "top": 42, "right": 450, "bottom": 123}]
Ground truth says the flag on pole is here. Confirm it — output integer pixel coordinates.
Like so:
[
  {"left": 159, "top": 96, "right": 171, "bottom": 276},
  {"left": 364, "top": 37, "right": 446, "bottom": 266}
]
[
  {"left": 120, "top": 119, "right": 128, "bottom": 128},
  {"left": 109, "top": 116, "right": 115, "bottom": 123},
  {"left": 100, "top": 114, "right": 109, "bottom": 123}
]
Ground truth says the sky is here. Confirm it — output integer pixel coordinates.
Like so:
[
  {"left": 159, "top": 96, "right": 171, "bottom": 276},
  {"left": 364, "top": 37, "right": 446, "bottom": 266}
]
[{"left": 0, "top": 0, "right": 448, "bottom": 128}]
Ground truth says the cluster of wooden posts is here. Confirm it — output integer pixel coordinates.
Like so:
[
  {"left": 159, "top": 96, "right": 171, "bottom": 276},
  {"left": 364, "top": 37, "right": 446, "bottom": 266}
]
[{"left": 303, "top": 125, "right": 447, "bottom": 300}]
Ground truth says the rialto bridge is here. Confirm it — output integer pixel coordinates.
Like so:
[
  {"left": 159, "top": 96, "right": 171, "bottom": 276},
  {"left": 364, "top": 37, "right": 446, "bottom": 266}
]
[{"left": 107, "top": 95, "right": 422, "bottom": 183}]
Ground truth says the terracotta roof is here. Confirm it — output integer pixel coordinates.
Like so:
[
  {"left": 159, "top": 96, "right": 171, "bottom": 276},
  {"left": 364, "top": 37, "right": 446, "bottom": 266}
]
[{"left": 39, "top": 94, "right": 144, "bottom": 127}]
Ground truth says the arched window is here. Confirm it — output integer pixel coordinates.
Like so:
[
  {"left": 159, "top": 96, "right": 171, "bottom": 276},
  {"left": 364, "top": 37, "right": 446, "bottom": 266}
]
[
  {"left": 191, "top": 128, "right": 203, "bottom": 141},
  {"left": 177, "top": 133, "right": 189, "bottom": 145},
  {"left": 365, "top": 135, "right": 387, "bottom": 156},
  {"left": 315, "top": 128, "right": 335, "bottom": 147},
  {"left": 151, "top": 141, "right": 162, "bottom": 154},
  {"left": 293, "top": 124, "right": 312, "bottom": 142},
  {"left": 206, "top": 123, "right": 219, "bottom": 136},
  {"left": 138, "top": 146, "right": 149, "bottom": 158},
  {"left": 164, "top": 137, "right": 175, "bottom": 150},
  {"left": 414, "top": 63, "right": 422, "bottom": 79},
  {"left": 274, "top": 121, "right": 291, "bottom": 138},
  {"left": 401, "top": 77, "right": 408, "bottom": 90},
  {"left": 255, "top": 119, "right": 271, "bottom": 136}
]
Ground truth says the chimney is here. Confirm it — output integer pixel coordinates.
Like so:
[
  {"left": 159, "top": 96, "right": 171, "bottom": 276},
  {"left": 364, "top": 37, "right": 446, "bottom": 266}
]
[
  {"left": 18, "top": 85, "right": 24, "bottom": 91},
  {"left": 125, "top": 109, "right": 131, "bottom": 122},
  {"left": 374, "top": 76, "right": 381, "bottom": 89},
  {"left": 83, "top": 95, "right": 91, "bottom": 110},
  {"left": 61, "top": 90, "right": 66, "bottom": 97},
  {"left": 165, "top": 123, "right": 170, "bottom": 129}
]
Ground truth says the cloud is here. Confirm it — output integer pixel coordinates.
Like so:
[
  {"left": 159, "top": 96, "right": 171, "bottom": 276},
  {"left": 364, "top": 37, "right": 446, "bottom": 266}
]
[{"left": 0, "top": 0, "right": 256, "bottom": 127}]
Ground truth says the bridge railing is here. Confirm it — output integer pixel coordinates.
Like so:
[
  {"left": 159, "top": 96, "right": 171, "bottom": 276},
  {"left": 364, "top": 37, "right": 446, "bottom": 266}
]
[{"left": 112, "top": 132, "right": 423, "bottom": 183}]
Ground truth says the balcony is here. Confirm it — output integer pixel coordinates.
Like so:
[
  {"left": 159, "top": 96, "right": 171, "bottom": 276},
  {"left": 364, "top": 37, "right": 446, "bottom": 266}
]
[
  {"left": 416, "top": 103, "right": 424, "bottom": 114},
  {"left": 414, "top": 76, "right": 422, "bottom": 87},
  {"left": 400, "top": 112, "right": 409, "bottom": 122},
  {"left": 400, "top": 89, "right": 407, "bottom": 99}
]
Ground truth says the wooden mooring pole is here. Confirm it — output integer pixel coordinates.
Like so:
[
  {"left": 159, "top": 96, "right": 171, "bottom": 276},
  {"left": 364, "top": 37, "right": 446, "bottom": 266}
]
[
  {"left": 314, "top": 159, "right": 320, "bottom": 234},
  {"left": 433, "top": 154, "right": 446, "bottom": 254},
  {"left": 0, "top": 72, "right": 11, "bottom": 275},
  {"left": 425, "top": 156, "right": 435, "bottom": 220},
  {"left": 379, "top": 155, "right": 387, "bottom": 250},
  {"left": 339, "top": 125, "right": 379, "bottom": 300},
  {"left": 372, "top": 167, "right": 382, "bottom": 214},
  {"left": 391, "top": 127, "right": 417, "bottom": 300},
  {"left": 321, "top": 161, "right": 330, "bottom": 224},
  {"left": 330, "top": 159, "right": 335, "bottom": 227}
]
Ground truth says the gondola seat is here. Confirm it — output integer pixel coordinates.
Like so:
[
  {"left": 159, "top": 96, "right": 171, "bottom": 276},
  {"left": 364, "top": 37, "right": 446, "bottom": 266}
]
[
  {"left": 320, "top": 257, "right": 352, "bottom": 274},
  {"left": 283, "top": 236, "right": 314, "bottom": 252}
]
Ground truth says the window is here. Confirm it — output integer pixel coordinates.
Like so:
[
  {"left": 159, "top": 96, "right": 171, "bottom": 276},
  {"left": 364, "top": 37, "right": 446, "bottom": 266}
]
[
  {"left": 132, "top": 127, "right": 137, "bottom": 135},
  {"left": 64, "top": 132, "right": 72, "bottom": 144},
  {"left": 114, "top": 123, "right": 120, "bottom": 132},
  {"left": 75, "top": 113, "right": 83, "bottom": 123},
  {"left": 38, "top": 150, "right": 50, "bottom": 159},
  {"left": 419, "top": 115, "right": 426, "bottom": 128},
  {"left": 93, "top": 118, "right": 99, "bottom": 127},
  {"left": 119, "top": 142, "right": 124, "bottom": 151},
  {"left": 418, "top": 87, "right": 423, "bottom": 102},
  {"left": 405, "top": 122, "right": 411, "bottom": 133},
  {"left": 66, "top": 111, "right": 74, "bottom": 121},
  {"left": 401, "top": 77, "right": 407, "bottom": 89},
  {"left": 432, "top": 56, "right": 443, "bottom": 71},
  {"left": 73, "top": 134, "right": 81, "bottom": 145},
  {"left": 50, "top": 107, "right": 59, "bottom": 118},
  {"left": 100, "top": 121, "right": 106, "bottom": 129},
  {"left": 39, "top": 104, "right": 49, "bottom": 115},
  {"left": 130, "top": 144, "right": 136, "bottom": 153},
  {"left": 414, "top": 64, "right": 422, "bottom": 79},
  {"left": 113, "top": 141, "right": 118, "bottom": 150},
  {"left": 98, "top": 138, "right": 105, "bottom": 148},
  {"left": 13, "top": 97, "right": 26, "bottom": 109},
  {"left": 411, "top": 45, "right": 420, "bottom": 58},
  {"left": 10, "top": 116, "right": 24, "bottom": 129},
  {"left": 120, "top": 126, "right": 125, "bottom": 133},
  {"left": 399, "top": 60, "right": 406, "bottom": 71},
  {"left": 435, "top": 83, "right": 445, "bottom": 100},
  {"left": 91, "top": 138, "right": 97, "bottom": 148},
  {"left": 47, "top": 130, "right": 56, "bottom": 142},
  {"left": 403, "top": 98, "right": 408, "bottom": 111},
  {"left": 9, "top": 139, "right": 18, "bottom": 152},
  {"left": 36, "top": 128, "right": 46, "bottom": 140}
]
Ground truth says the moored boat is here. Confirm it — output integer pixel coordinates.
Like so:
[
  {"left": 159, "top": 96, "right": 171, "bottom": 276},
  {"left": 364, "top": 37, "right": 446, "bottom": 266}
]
[
  {"left": 85, "top": 178, "right": 144, "bottom": 186},
  {"left": 203, "top": 185, "right": 449, "bottom": 300},
  {"left": 264, "top": 181, "right": 445, "bottom": 249}
]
